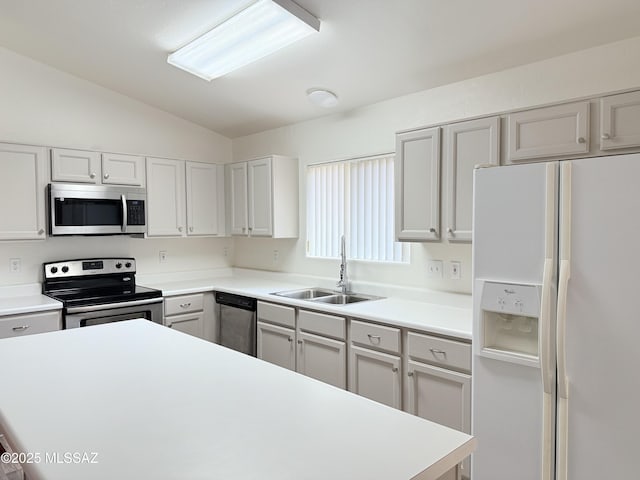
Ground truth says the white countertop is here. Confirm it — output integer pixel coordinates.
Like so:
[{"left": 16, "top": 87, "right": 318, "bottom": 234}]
[
  {"left": 142, "top": 271, "right": 472, "bottom": 340},
  {"left": 0, "top": 284, "right": 62, "bottom": 317},
  {"left": 0, "top": 321, "right": 475, "bottom": 480}
]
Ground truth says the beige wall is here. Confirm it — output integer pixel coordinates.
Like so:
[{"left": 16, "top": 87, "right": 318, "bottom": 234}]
[
  {"left": 0, "top": 47, "right": 233, "bottom": 286},
  {"left": 231, "top": 36, "right": 640, "bottom": 294}
]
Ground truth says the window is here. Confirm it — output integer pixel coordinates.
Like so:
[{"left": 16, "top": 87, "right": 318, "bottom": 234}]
[{"left": 306, "top": 154, "right": 409, "bottom": 263}]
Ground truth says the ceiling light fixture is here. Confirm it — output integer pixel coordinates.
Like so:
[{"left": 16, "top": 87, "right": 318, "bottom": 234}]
[
  {"left": 307, "top": 88, "right": 339, "bottom": 108},
  {"left": 167, "top": 0, "right": 320, "bottom": 81}
]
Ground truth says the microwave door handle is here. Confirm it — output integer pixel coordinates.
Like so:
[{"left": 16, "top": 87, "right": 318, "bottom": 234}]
[{"left": 121, "top": 194, "right": 127, "bottom": 232}]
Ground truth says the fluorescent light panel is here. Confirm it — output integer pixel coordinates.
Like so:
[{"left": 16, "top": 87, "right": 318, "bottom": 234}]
[{"left": 168, "top": 0, "right": 320, "bottom": 81}]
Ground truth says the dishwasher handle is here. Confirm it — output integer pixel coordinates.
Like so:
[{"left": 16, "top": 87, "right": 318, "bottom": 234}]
[{"left": 215, "top": 292, "right": 257, "bottom": 311}]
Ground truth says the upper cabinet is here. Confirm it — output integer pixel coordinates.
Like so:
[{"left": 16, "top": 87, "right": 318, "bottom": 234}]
[
  {"left": 0, "top": 143, "right": 47, "bottom": 240},
  {"left": 51, "top": 148, "right": 145, "bottom": 186},
  {"left": 444, "top": 117, "right": 500, "bottom": 243},
  {"left": 146, "top": 158, "right": 224, "bottom": 237},
  {"left": 600, "top": 90, "right": 640, "bottom": 151},
  {"left": 507, "top": 101, "right": 590, "bottom": 162},
  {"left": 226, "top": 155, "right": 298, "bottom": 238},
  {"left": 395, "top": 127, "right": 441, "bottom": 242}
]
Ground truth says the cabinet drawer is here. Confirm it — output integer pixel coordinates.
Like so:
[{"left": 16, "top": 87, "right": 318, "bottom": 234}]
[
  {"left": 257, "top": 301, "right": 295, "bottom": 328},
  {"left": 298, "top": 309, "right": 345, "bottom": 340},
  {"left": 165, "top": 294, "right": 204, "bottom": 316},
  {"left": 351, "top": 320, "right": 400, "bottom": 354},
  {"left": 0, "top": 310, "right": 61, "bottom": 339},
  {"left": 407, "top": 331, "right": 471, "bottom": 372}
]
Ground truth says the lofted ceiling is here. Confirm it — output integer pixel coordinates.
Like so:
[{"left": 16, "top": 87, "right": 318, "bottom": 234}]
[{"left": 1, "top": 0, "right": 640, "bottom": 138}]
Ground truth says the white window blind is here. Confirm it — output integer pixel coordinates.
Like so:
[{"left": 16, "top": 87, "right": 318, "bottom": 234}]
[{"left": 307, "top": 154, "right": 409, "bottom": 263}]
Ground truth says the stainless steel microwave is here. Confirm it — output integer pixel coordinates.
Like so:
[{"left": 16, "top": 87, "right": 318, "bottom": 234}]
[{"left": 48, "top": 183, "right": 147, "bottom": 236}]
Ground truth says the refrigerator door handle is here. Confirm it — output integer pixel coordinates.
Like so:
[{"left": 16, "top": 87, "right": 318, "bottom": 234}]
[
  {"left": 540, "top": 257, "right": 554, "bottom": 480},
  {"left": 556, "top": 259, "right": 571, "bottom": 480}
]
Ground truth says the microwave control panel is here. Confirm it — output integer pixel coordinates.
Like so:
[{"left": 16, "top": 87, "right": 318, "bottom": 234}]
[{"left": 127, "top": 200, "right": 146, "bottom": 226}]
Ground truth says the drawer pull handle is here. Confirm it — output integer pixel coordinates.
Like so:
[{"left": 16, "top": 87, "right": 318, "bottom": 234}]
[
  {"left": 430, "top": 348, "right": 447, "bottom": 358},
  {"left": 367, "top": 334, "right": 381, "bottom": 345},
  {"left": 12, "top": 325, "right": 30, "bottom": 332},
  {"left": 287, "top": 337, "right": 293, "bottom": 343},
  {"left": 168, "top": 324, "right": 173, "bottom": 328},
  {"left": 408, "top": 371, "right": 414, "bottom": 377},
  {"left": 179, "top": 303, "right": 191, "bottom": 308},
  {"left": 392, "top": 367, "right": 399, "bottom": 373},
  {"left": 297, "top": 340, "right": 303, "bottom": 345}
]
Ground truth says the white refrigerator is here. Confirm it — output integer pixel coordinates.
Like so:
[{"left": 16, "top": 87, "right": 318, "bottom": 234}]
[{"left": 471, "top": 153, "right": 640, "bottom": 480}]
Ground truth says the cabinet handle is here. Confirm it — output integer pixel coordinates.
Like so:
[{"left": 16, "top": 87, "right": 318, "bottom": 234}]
[
  {"left": 248, "top": 227, "right": 253, "bottom": 231},
  {"left": 168, "top": 324, "right": 173, "bottom": 328},
  {"left": 447, "top": 227, "right": 454, "bottom": 235},
  {"left": 392, "top": 367, "right": 399, "bottom": 373},
  {"left": 12, "top": 325, "right": 30, "bottom": 332},
  {"left": 601, "top": 133, "right": 611, "bottom": 140},
  {"left": 189, "top": 226, "right": 194, "bottom": 232},
  {"left": 429, "top": 227, "right": 437, "bottom": 234},
  {"left": 178, "top": 226, "right": 183, "bottom": 232},
  {"left": 287, "top": 337, "right": 293, "bottom": 343},
  {"left": 577, "top": 137, "right": 586, "bottom": 144},
  {"left": 104, "top": 173, "right": 110, "bottom": 179},
  {"left": 430, "top": 348, "right": 447, "bottom": 358},
  {"left": 408, "top": 371, "right": 414, "bottom": 377},
  {"left": 179, "top": 303, "right": 191, "bottom": 309},
  {"left": 367, "top": 334, "right": 381, "bottom": 345},
  {"left": 89, "top": 172, "right": 96, "bottom": 179},
  {"left": 38, "top": 228, "right": 45, "bottom": 235}
]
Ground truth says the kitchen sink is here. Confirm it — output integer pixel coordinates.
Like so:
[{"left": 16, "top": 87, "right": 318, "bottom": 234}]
[
  {"left": 271, "top": 288, "right": 383, "bottom": 305},
  {"left": 310, "top": 293, "right": 382, "bottom": 305},
  {"left": 271, "top": 288, "right": 335, "bottom": 300}
]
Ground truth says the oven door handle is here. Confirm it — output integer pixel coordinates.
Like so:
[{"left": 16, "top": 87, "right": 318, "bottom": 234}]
[
  {"left": 66, "top": 298, "right": 162, "bottom": 314},
  {"left": 121, "top": 194, "right": 127, "bottom": 233}
]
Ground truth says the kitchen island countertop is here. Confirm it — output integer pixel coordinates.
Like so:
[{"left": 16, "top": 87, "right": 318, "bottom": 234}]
[{"left": 0, "top": 320, "right": 475, "bottom": 480}]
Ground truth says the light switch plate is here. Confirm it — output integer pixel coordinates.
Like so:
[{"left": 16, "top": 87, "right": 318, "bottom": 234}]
[{"left": 427, "top": 260, "right": 443, "bottom": 278}]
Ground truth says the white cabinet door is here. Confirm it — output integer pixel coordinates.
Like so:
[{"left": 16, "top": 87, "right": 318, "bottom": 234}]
[
  {"left": 349, "top": 345, "right": 402, "bottom": 409},
  {"left": 445, "top": 117, "right": 499, "bottom": 242},
  {"left": 297, "top": 331, "right": 346, "bottom": 389},
  {"left": 227, "top": 162, "right": 248, "bottom": 236},
  {"left": 166, "top": 312, "right": 205, "bottom": 339},
  {"left": 51, "top": 148, "right": 100, "bottom": 183},
  {"left": 395, "top": 127, "right": 441, "bottom": 241},
  {"left": 600, "top": 91, "right": 640, "bottom": 150},
  {"left": 247, "top": 157, "right": 273, "bottom": 237},
  {"left": 257, "top": 321, "right": 296, "bottom": 371},
  {"left": 507, "top": 101, "right": 590, "bottom": 162},
  {"left": 186, "top": 161, "right": 219, "bottom": 236},
  {"left": 407, "top": 360, "right": 471, "bottom": 478},
  {"left": 146, "top": 158, "right": 185, "bottom": 237},
  {"left": 101, "top": 153, "right": 145, "bottom": 186},
  {"left": 0, "top": 143, "right": 47, "bottom": 240}
]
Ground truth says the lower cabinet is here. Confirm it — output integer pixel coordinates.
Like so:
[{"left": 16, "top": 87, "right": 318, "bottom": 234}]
[
  {"left": 163, "top": 292, "right": 214, "bottom": 341},
  {"left": 257, "top": 321, "right": 296, "bottom": 371},
  {"left": 0, "top": 310, "right": 61, "bottom": 339},
  {"left": 349, "top": 345, "right": 402, "bottom": 409}
]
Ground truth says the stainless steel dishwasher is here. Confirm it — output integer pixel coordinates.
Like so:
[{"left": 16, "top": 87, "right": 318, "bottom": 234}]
[{"left": 216, "top": 292, "right": 257, "bottom": 356}]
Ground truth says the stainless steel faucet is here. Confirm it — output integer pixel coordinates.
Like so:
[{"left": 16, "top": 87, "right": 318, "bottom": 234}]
[{"left": 336, "top": 235, "right": 349, "bottom": 294}]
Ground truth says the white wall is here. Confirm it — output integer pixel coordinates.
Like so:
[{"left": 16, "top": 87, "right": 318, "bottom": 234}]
[
  {"left": 232, "top": 36, "right": 640, "bottom": 295},
  {"left": 0, "top": 47, "right": 233, "bottom": 286}
]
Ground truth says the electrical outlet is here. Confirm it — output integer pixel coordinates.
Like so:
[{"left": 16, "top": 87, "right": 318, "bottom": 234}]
[
  {"left": 223, "top": 246, "right": 229, "bottom": 258},
  {"left": 449, "top": 261, "right": 461, "bottom": 280},
  {"left": 159, "top": 250, "right": 168, "bottom": 263},
  {"left": 427, "top": 260, "right": 443, "bottom": 278},
  {"left": 9, "top": 258, "right": 21, "bottom": 273},
  {"left": 273, "top": 250, "right": 279, "bottom": 263}
]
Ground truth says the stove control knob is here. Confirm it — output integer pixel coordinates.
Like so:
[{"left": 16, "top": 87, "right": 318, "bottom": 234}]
[
  {"left": 125, "top": 262, "right": 132, "bottom": 268},
  {"left": 61, "top": 266, "right": 69, "bottom": 273},
  {"left": 115, "top": 263, "right": 122, "bottom": 269},
  {"left": 50, "top": 266, "right": 58, "bottom": 274}
]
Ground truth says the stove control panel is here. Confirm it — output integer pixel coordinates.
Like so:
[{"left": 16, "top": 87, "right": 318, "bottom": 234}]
[{"left": 44, "top": 258, "right": 136, "bottom": 278}]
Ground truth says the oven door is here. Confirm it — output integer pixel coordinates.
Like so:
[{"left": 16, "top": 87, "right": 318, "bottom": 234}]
[
  {"left": 65, "top": 299, "right": 163, "bottom": 329},
  {"left": 49, "top": 183, "right": 146, "bottom": 236}
]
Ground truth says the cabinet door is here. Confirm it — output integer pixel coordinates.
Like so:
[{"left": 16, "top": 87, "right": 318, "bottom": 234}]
[
  {"left": 407, "top": 360, "right": 471, "bottom": 478},
  {"left": 0, "top": 143, "right": 47, "bottom": 240},
  {"left": 186, "top": 162, "right": 219, "bottom": 236},
  {"left": 166, "top": 312, "right": 205, "bottom": 339},
  {"left": 51, "top": 148, "right": 100, "bottom": 183},
  {"left": 600, "top": 91, "right": 640, "bottom": 150},
  {"left": 257, "top": 321, "right": 295, "bottom": 371},
  {"left": 146, "top": 158, "right": 185, "bottom": 237},
  {"left": 445, "top": 117, "right": 499, "bottom": 242},
  {"left": 297, "top": 331, "right": 346, "bottom": 389},
  {"left": 349, "top": 345, "right": 401, "bottom": 409},
  {"left": 395, "top": 127, "right": 441, "bottom": 241},
  {"left": 247, "top": 157, "right": 273, "bottom": 237},
  {"left": 507, "top": 101, "right": 589, "bottom": 162},
  {"left": 227, "top": 162, "right": 248, "bottom": 235},
  {"left": 101, "top": 153, "right": 145, "bottom": 186}
]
